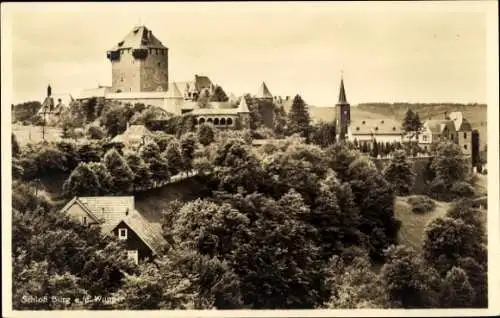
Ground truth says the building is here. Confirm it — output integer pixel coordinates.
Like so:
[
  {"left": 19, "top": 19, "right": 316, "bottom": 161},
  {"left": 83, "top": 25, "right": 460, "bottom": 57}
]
[
  {"left": 60, "top": 196, "right": 166, "bottom": 264},
  {"left": 111, "top": 124, "right": 155, "bottom": 149},
  {"left": 106, "top": 25, "right": 169, "bottom": 93},
  {"left": 335, "top": 76, "right": 351, "bottom": 139},
  {"left": 348, "top": 118, "right": 403, "bottom": 144},
  {"left": 38, "top": 85, "right": 73, "bottom": 117},
  {"left": 188, "top": 95, "right": 251, "bottom": 129},
  {"left": 420, "top": 111, "right": 473, "bottom": 154}
]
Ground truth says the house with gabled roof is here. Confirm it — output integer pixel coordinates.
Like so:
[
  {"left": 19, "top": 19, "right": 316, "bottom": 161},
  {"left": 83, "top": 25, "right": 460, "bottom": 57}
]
[
  {"left": 111, "top": 123, "right": 154, "bottom": 149},
  {"left": 60, "top": 196, "right": 167, "bottom": 264}
]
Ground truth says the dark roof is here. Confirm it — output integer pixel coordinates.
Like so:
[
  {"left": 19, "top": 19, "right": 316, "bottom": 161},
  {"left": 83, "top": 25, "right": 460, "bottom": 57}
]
[
  {"left": 257, "top": 82, "right": 273, "bottom": 99},
  {"left": 425, "top": 119, "right": 455, "bottom": 134},
  {"left": 194, "top": 75, "right": 212, "bottom": 91},
  {"left": 337, "top": 77, "right": 348, "bottom": 105},
  {"left": 109, "top": 26, "right": 167, "bottom": 51},
  {"left": 350, "top": 118, "right": 402, "bottom": 135}
]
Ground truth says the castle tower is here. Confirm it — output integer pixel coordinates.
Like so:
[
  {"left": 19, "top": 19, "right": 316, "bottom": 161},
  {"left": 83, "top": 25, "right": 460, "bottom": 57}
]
[
  {"left": 237, "top": 96, "right": 251, "bottom": 129},
  {"left": 106, "top": 25, "right": 169, "bottom": 93},
  {"left": 335, "top": 75, "right": 350, "bottom": 139},
  {"left": 257, "top": 81, "right": 273, "bottom": 100}
]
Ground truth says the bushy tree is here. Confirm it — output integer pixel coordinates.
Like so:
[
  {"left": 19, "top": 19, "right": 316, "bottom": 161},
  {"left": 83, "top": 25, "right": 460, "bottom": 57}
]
[
  {"left": 139, "top": 141, "right": 170, "bottom": 184},
  {"left": 152, "top": 131, "right": 176, "bottom": 152},
  {"left": 164, "top": 139, "right": 183, "bottom": 176},
  {"left": 125, "top": 153, "right": 153, "bottom": 191},
  {"left": 209, "top": 85, "right": 229, "bottom": 102},
  {"left": 101, "top": 104, "right": 135, "bottom": 137},
  {"left": 383, "top": 150, "right": 415, "bottom": 195},
  {"left": 402, "top": 108, "right": 423, "bottom": 141},
  {"left": 439, "top": 267, "right": 475, "bottom": 308},
  {"left": 381, "top": 245, "right": 440, "bottom": 308},
  {"left": 12, "top": 133, "right": 20, "bottom": 158},
  {"left": 180, "top": 132, "right": 197, "bottom": 173},
  {"left": 63, "top": 163, "right": 102, "bottom": 197},
  {"left": 273, "top": 104, "right": 287, "bottom": 136},
  {"left": 309, "top": 122, "right": 336, "bottom": 148},
  {"left": 286, "top": 94, "right": 310, "bottom": 138},
  {"left": 103, "top": 148, "right": 134, "bottom": 194},
  {"left": 86, "top": 162, "right": 114, "bottom": 195},
  {"left": 197, "top": 123, "right": 215, "bottom": 146},
  {"left": 430, "top": 141, "right": 469, "bottom": 187}
]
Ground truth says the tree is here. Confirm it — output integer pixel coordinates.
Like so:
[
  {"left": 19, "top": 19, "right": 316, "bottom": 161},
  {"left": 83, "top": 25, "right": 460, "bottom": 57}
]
[
  {"left": 380, "top": 245, "right": 440, "bottom": 308},
  {"left": 325, "top": 254, "right": 388, "bottom": 308},
  {"left": 273, "top": 105, "right": 287, "bottom": 136},
  {"left": 402, "top": 108, "right": 422, "bottom": 141},
  {"left": 383, "top": 150, "right": 415, "bottom": 195},
  {"left": 63, "top": 163, "right": 101, "bottom": 197},
  {"left": 197, "top": 123, "right": 215, "bottom": 146},
  {"left": 103, "top": 148, "right": 134, "bottom": 194},
  {"left": 439, "top": 267, "right": 475, "bottom": 308},
  {"left": 125, "top": 153, "right": 153, "bottom": 191},
  {"left": 12, "top": 133, "right": 20, "bottom": 158},
  {"left": 86, "top": 162, "right": 114, "bottom": 195},
  {"left": 370, "top": 139, "right": 379, "bottom": 157},
  {"left": 422, "top": 217, "right": 483, "bottom": 275},
  {"left": 164, "top": 139, "right": 183, "bottom": 176},
  {"left": 286, "top": 94, "right": 311, "bottom": 138},
  {"left": 139, "top": 141, "right": 170, "bottom": 184},
  {"left": 310, "top": 122, "right": 336, "bottom": 148},
  {"left": 209, "top": 85, "right": 229, "bottom": 102},
  {"left": 101, "top": 104, "right": 135, "bottom": 137},
  {"left": 457, "top": 257, "right": 487, "bottom": 308},
  {"left": 180, "top": 132, "right": 197, "bottom": 173}
]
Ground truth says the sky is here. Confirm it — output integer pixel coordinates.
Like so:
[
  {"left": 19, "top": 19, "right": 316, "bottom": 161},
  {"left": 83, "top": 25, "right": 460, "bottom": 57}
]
[{"left": 3, "top": 2, "right": 495, "bottom": 106}]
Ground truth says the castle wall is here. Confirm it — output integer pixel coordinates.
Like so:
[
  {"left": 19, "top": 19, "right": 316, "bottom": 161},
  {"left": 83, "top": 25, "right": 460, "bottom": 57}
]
[
  {"left": 457, "top": 130, "right": 472, "bottom": 156},
  {"left": 140, "top": 48, "right": 169, "bottom": 92}
]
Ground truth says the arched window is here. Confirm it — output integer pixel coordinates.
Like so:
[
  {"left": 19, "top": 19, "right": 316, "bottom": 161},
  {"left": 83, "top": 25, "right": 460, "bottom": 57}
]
[
  {"left": 199, "top": 118, "right": 205, "bottom": 124},
  {"left": 207, "top": 118, "right": 213, "bottom": 123},
  {"left": 214, "top": 118, "right": 220, "bottom": 125},
  {"left": 227, "top": 118, "right": 233, "bottom": 125},
  {"left": 463, "top": 132, "right": 467, "bottom": 139},
  {"left": 194, "top": 118, "right": 199, "bottom": 125},
  {"left": 220, "top": 118, "right": 226, "bottom": 125}
]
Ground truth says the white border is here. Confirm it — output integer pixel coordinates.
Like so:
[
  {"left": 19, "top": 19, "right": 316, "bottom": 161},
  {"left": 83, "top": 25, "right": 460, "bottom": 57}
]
[{"left": 2, "top": 1, "right": 499, "bottom": 317}]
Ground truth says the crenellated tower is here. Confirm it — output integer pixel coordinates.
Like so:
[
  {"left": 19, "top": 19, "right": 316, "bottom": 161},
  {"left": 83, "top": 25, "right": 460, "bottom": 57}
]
[{"left": 106, "top": 25, "right": 169, "bottom": 93}]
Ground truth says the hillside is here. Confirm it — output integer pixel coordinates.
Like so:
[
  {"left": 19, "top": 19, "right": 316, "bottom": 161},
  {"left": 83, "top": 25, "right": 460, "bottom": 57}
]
[{"left": 394, "top": 195, "right": 487, "bottom": 251}]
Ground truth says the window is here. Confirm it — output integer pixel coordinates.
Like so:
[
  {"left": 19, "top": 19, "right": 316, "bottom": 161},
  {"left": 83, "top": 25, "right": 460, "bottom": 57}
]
[
  {"left": 127, "top": 250, "right": 138, "bottom": 265},
  {"left": 463, "top": 132, "right": 467, "bottom": 139},
  {"left": 214, "top": 118, "right": 220, "bottom": 125},
  {"left": 227, "top": 118, "right": 233, "bottom": 125},
  {"left": 356, "top": 127, "right": 360, "bottom": 131},
  {"left": 118, "top": 228, "right": 128, "bottom": 240},
  {"left": 464, "top": 144, "right": 468, "bottom": 150},
  {"left": 220, "top": 118, "right": 226, "bottom": 125},
  {"left": 83, "top": 216, "right": 87, "bottom": 225},
  {"left": 362, "top": 120, "right": 366, "bottom": 124},
  {"left": 423, "top": 135, "right": 428, "bottom": 142}
]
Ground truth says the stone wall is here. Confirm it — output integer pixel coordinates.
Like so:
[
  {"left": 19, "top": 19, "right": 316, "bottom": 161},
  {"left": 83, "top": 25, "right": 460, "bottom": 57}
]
[
  {"left": 139, "top": 48, "right": 169, "bottom": 92},
  {"left": 111, "top": 49, "right": 141, "bottom": 93}
]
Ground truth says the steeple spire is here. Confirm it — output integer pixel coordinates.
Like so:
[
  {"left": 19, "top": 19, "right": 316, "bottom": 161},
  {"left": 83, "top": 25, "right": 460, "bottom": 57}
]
[{"left": 337, "top": 74, "right": 348, "bottom": 105}]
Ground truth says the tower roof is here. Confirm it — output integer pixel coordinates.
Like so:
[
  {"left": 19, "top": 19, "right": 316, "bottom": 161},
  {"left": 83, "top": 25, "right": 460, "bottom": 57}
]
[
  {"left": 237, "top": 96, "right": 250, "bottom": 113},
  {"left": 337, "top": 76, "right": 348, "bottom": 105},
  {"left": 109, "top": 25, "right": 167, "bottom": 51},
  {"left": 257, "top": 81, "right": 273, "bottom": 99}
]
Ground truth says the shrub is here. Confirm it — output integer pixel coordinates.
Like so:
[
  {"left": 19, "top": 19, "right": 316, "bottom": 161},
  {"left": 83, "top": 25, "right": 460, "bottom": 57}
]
[
  {"left": 87, "top": 125, "right": 106, "bottom": 140},
  {"left": 450, "top": 181, "right": 476, "bottom": 199},
  {"left": 407, "top": 195, "right": 436, "bottom": 214}
]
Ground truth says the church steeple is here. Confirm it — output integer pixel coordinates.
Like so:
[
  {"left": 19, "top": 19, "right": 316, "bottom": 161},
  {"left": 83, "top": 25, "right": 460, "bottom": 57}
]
[{"left": 337, "top": 75, "right": 348, "bottom": 105}]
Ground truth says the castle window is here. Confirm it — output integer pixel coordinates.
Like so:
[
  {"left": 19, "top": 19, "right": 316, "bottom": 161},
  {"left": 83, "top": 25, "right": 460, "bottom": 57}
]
[
  {"left": 220, "top": 118, "right": 226, "bottom": 125},
  {"left": 381, "top": 120, "right": 384, "bottom": 124},
  {"left": 392, "top": 127, "right": 396, "bottom": 131},
  {"left": 356, "top": 127, "right": 360, "bottom": 131},
  {"left": 83, "top": 216, "right": 87, "bottom": 225},
  {"left": 227, "top": 118, "right": 233, "bottom": 125},
  {"left": 375, "top": 127, "right": 379, "bottom": 131},
  {"left": 199, "top": 118, "right": 205, "bottom": 124},
  {"left": 423, "top": 135, "right": 428, "bottom": 142},
  {"left": 463, "top": 132, "right": 467, "bottom": 139},
  {"left": 158, "top": 62, "right": 161, "bottom": 67},
  {"left": 362, "top": 120, "right": 366, "bottom": 124},
  {"left": 207, "top": 118, "right": 213, "bottom": 123},
  {"left": 214, "top": 118, "right": 220, "bottom": 125},
  {"left": 464, "top": 144, "right": 468, "bottom": 150}
]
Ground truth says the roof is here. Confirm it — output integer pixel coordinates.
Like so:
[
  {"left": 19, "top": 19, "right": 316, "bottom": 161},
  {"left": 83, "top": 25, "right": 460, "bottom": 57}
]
[
  {"left": 78, "top": 196, "right": 135, "bottom": 223},
  {"left": 337, "top": 76, "right": 348, "bottom": 105},
  {"left": 102, "top": 209, "right": 166, "bottom": 255},
  {"left": 194, "top": 75, "right": 212, "bottom": 91},
  {"left": 189, "top": 107, "right": 240, "bottom": 116},
  {"left": 350, "top": 118, "right": 402, "bottom": 135},
  {"left": 448, "top": 111, "right": 472, "bottom": 131},
  {"left": 109, "top": 25, "right": 167, "bottom": 51},
  {"left": 237, "top": 96, "right": 250, "bottom": 113},
  {"left": 425, "top": 119, "right": 455, "bottom": 134},
  {"left": 257, "top": 82, "right": 273, "bottom": 99},
  {"left": 112, "top": 125, "right": 153, "bottom": 143},
  {"left": 308, "top": 106, "right": 336, "bottom": 123},
  {"left": 62, "top": 196, "right": 167, "bottom": 255},
  {"left": 76, "top": 87, "right": 112, "bottom": 100}
]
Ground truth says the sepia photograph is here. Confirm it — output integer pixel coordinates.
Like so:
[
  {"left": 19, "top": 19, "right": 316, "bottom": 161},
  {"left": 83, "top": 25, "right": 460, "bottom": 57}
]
[{"left": 1, "top": 1, "right": 499, "bottom": 317}]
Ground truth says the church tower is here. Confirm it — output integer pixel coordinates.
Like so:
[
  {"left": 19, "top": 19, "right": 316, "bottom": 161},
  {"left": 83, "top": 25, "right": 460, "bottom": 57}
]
[
  {"left": 335, "top": 75, "right": 350, "bottom": 139},
  {"left": 106, "top": 25, "right": 169, "bottom": 93}
]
